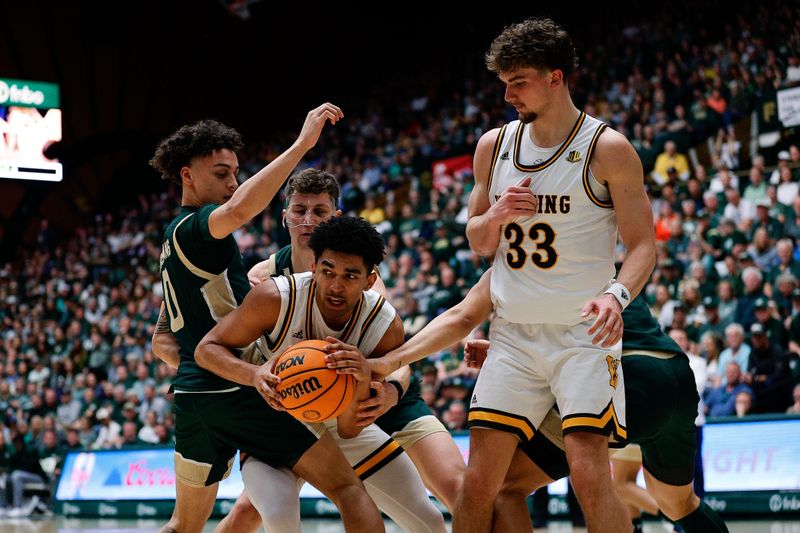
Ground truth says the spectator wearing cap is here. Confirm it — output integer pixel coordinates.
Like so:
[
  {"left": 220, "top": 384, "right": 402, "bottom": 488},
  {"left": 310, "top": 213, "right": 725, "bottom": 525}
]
[
  {"left": 769, "top": 150, "right": 792, "bottom": 186},
  {"left": 718, "top": 323, "right": 751, "bottom": 386},
  {"left": 698, "top": 296, "right": 728, "bottom": 338},
  {"left": 442, "top": 401, "right": 468, "bottom": 431},
  {"left": 734, "top": 267, "right": 766, "bottom": 331},
  {"left": 752, "top": 298, "right": 788, "bottom": 348},
  {"left": 751, "top": 199, "right": 784, "bottom": 241},
  {"left": 747, "top": 323, "right": 794, "bottom": 414},
  {"left": 705, "top": 361, "right": 754, "bottom": 417},
  {"left": 91, "top": 407, "right": 120, "bottom": 450}
]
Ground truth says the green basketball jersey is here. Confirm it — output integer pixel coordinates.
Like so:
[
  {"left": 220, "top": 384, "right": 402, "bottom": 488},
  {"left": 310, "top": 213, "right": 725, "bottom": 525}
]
[
  {"left": 272, "top": 244, "right": 294, "bottom": 277},
  {"left": 160, "top": 205, "right": 250, "bottom": 391},
  {"left": 621, "top": 294, "right": 682, "bottom": 355}
]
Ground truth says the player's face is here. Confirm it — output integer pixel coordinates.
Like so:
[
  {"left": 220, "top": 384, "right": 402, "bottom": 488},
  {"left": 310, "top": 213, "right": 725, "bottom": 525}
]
[
  {"left": 312, "top": 250, "right": 377, "bottom": 325},
  {"left": 184, "top": 149, "right": 239, "bottom": 205},
  {"left": 499, "top": 67, "right": 556, "bottom": 124},
  {"left": 283, "top": 193, "right": 339, "bottom": 249}
]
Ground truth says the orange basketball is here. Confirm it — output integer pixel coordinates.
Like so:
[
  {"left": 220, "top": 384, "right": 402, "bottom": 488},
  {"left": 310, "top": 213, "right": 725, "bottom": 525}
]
[{"left": 273, "top": 340, "right": 356, "bottom": 423}]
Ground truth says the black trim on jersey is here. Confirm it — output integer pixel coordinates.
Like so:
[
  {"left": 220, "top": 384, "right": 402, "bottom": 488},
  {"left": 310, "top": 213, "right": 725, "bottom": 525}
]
[
  {"left": 467, "top": 407, "right": 536, "bottom": 443},
  {"left": 512, "top": 112, "right": 586, "bottom": 172},
  {"left": 582, "top": 123, "right": 613, "bottom": 208},
  {"left": 561, "top": 400, "right": 628, "bottom": 446},
  {"left": 486, "top": 124, "right": 508, "bottom": 193},
  {"left": 520, "top": 431, "right": 570, "bottom": 481},
  {"left": 267, "top": 274, "right": 296, "bottom": 351},
  {"left": 358, "top": 296, "right": 386, "bottom": 349},
  {"left": 353, "top": 438, "right": 404, "bottom": 480}
]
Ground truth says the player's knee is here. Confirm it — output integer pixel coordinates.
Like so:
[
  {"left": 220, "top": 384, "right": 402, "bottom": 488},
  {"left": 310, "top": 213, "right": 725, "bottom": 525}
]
[
  {"left": 653, "top": 487, "right": 698, "bottom": 520},
  {"left": 495, "top": 486, "right": 527, "bottom": 516}
]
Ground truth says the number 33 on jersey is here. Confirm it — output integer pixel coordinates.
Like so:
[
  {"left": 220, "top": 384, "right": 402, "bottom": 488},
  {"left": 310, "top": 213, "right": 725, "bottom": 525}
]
[{"left": 488, "top": 113, "right": 618, "bottom": 326}]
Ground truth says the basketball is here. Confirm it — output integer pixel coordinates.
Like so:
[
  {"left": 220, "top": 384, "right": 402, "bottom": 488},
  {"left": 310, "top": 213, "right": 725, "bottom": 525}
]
[{"left": 273, "top": 340, "right": 356, "bottom": 423}]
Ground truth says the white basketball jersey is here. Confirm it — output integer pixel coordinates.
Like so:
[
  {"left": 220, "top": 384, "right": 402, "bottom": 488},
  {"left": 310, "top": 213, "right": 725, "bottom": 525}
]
[
  {"left": 264, "top": 272, "right": 397, "bottom": 361},
  {"left": 488, "top": 112, "right": 616, "bottom": 325}
]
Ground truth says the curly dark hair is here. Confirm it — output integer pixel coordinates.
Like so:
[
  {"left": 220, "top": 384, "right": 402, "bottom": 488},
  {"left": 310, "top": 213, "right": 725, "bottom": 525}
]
[
  {"left": 485, "top": 17, "right": 578, "bottom": 77},
  {"left": 285, "top": 168, "right": 340, "bottom": 206},
  {"left": 309, "top": 216, "right": 385, "bottom": 273},
  {"left": 149, "top": 120, "right": 244, "bottom": 185}
]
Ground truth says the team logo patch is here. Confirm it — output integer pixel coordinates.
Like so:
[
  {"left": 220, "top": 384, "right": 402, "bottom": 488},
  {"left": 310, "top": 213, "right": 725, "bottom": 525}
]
[
  {"left": 566, "top": 150, "right": 582, "bottom": 162},
  {"left": 606, "top": 355, "right": 619, "bottom": 389}
]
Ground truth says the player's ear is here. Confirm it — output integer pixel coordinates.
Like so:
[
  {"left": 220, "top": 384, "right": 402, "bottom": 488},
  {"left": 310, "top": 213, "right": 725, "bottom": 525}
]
[
  {"left": 179, "top": 166, "right": 193, "bottom": 186},
  {"left": 334, "top": 209, "right": 342, "bottom": 217},
  {"left": 281, "top": 208, "right": 287, "bottom": 228},
  {"left": 365, "top": 269, "right": 378, "bottom": 290},
  {"left": 550, "top": 69, "right": 563, "bottom": 87}
]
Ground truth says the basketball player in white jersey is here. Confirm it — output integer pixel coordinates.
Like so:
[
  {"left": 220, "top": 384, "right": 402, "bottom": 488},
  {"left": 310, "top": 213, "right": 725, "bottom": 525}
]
[
  {"left": 458, "top": 18, "right": 655, "bottom": 533},
  {"left": 196, "top": 216, "right": 445, "bottom": 533}
]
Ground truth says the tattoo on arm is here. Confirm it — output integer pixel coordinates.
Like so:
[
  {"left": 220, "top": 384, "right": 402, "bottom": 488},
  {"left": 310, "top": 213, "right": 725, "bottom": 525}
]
[{"left": 155, "top": 308, "right": 171, "bottom": 334}]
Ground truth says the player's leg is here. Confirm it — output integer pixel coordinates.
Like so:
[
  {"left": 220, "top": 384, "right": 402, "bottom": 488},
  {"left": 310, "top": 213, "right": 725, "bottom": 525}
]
[
  {"left": 363, "top": 452, "right": 447, "bottom": 533},
  {"left": 240, "top": 460, "right": 302, "bottom": 533},
  {"left": 554, "top": 322, "right": 630, "bottom": 532},
  {"left": 493, "top": 410, "right": 572, "bottom": 533},
  {"left": 642, "top": 471, "right": 728, "bottom": 532},
  {"left": 610, "top": 449, "right": 659, "bottom": 516},
  {"left": 456, "top": 321, "right": 550, "bottom": 533},
  {"left": 402, "top": 424, "right": 465, "bottom": 511},
  {"left": 563, "top": 432, "right": 630, "bottom": 532},
  {"left": 454, "top": 428, "right": 519, "bottom": 533},
  {"left": 291, "top": 431, "right": 384, "bottom": 533},
  {"left": 328, "top": 421, "right": 445, "bottom": 531},
  {"left": 161, "top": 481, "right": 218, "bottom": 533},
  {"left": 213, "top": 490, "right": 261, "bottom": 533},
  {"left": 492, "top": 448, "right": 552, "bottom": 533}
]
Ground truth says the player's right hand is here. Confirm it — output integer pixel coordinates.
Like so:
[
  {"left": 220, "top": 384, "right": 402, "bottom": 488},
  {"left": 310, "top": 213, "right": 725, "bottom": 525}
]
[
  {"left": 247, "top": 260, "right": 271, "bottom": 287},
  {"left": 296, "top": 103, "right": 344, "bottom": 151},
  {"left": 464, "top": 339, "right": 489, "bottom": 369},
  {"left": 253, "top": 364, "right": 285, "bottom": 411},
  {"left": 486, "top": 176, "right": 538, "bottom": 224}
]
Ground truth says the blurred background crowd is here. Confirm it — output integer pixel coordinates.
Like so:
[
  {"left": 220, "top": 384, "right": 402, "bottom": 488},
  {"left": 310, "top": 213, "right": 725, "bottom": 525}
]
[{"left": 0, "top": 1, "right": 798, "bottom": 507}]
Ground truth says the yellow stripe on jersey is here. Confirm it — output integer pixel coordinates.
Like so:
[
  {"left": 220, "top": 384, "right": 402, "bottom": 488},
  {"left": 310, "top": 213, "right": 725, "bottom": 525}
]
[
  {"left": 487, "top": 124, "right": 508, "bottom": 193},
  {"left": 359, "top": 296, "right": 386, "bottom": 343},
  {"left": 468, "top": 409, "right": 535, "bottom": 441},
  {"left": 304, "top": 279, "right": 316, "bottom": 340},
  {"left": 353, "top": 439, "right": 403, "bottom": 480},
  {"left": 582, "top": 123, "right": 613, "bottom": 208},
  {"left": 339, "top": 295, "right": 364, "bottom": 344},
  {"left": 512, "top": 112, "right": 586, "bottom": 172},
  {"left": 268, "top": 274, "right": 296, "bottom": 351},
  {"left": 561, "top": 401, "right": 627, "bottom": 440}
]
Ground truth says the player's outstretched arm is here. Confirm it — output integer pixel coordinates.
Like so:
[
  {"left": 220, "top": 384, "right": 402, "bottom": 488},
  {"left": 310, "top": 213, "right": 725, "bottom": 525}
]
[
  {"left": 368, "top": 271, "right": 493, "bottom": 380},
  {"left": 208, "top": 103, "right": 344, "bottom": 239},
  {"left": 196, "top": 281, "right": 282, "bottom": 402}
]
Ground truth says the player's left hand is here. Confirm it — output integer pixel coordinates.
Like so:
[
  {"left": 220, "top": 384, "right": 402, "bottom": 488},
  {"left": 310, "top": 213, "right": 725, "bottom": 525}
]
[
  {"left": 581, "top": 294, "right": 623, "bottom": 348},
  {"left": 464, "top": 339, "right": 490, "bottom": 369},
  {"left": 354, "top": 381, "right": 398, "bottom": 426},
  {"left": 253, "top": 363, "right": 285, "bottom": 411},
  {"left": 324, "top": 336, "right": 371, "bottom": 382}
]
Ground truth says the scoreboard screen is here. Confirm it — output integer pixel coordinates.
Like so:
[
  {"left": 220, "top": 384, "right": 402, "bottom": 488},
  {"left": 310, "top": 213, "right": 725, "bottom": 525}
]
[{"left": 0, "top": 77, "right": 62, "bottom": 182}]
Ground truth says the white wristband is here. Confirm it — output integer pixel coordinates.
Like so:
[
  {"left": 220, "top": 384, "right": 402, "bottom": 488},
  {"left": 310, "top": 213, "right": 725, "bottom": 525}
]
[{"left": 604, "top": 282, "right": 631, "bottom": 310}]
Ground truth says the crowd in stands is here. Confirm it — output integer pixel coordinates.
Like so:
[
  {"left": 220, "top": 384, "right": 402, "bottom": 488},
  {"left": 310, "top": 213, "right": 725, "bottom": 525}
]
[{"left": 0, "top": 0, "right": 797, "bottom": 514}]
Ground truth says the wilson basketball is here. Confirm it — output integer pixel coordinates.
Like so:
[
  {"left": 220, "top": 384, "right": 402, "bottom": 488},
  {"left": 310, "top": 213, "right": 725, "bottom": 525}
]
[{"left": 273, "top": 340, "right": 356, "bottom": 423}]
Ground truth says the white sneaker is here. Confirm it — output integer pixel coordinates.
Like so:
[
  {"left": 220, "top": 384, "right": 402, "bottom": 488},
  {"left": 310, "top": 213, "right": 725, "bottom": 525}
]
[{"left": 6, "top": 506, "right": 28, "bottom": 518}]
